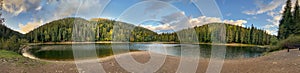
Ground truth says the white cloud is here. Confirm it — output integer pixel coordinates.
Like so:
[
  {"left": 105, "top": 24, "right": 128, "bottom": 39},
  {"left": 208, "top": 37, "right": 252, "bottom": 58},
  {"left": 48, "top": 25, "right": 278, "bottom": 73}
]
[
  {"left": 242, "top": 0, "right": 285, "bottom": 15},
  {"left": 3, "top": 0, "right": 41, "bottom": 16},
  {"left": 224, "top": 20, "right": 248, "bottom": 26},
  {"left": 262, "top": 14, "right": 281, "bottom": 35},
  {"left": 190, "top": 16, "right": 247, "bottom": 27},
  {"left": 249, "top": 0, "right": 300, "bottom": 35},
  {"left": 246, "top": 0, "right": 300, "bottom": 35},
  {"left": 265, "top": 14, "right": 281, "bottom": 27},
  {"left": 263, "top": 14, "right": 281, "bottom": 35},
  {"left": 14, "top": 0, "right": 108, "bottom": 33},
  {"left": 35, "top": 5, "right": 42, "bottom": 10},
  {"left": 267, "top": 11, "right": 278, "bottom": 17},
  {"left": 265, "top": 29, "right": 277, "bottom": 35},
  {"left": 140, "top": 24, "right": 172, "bottom": 32},
  {"left": 43, "top": 0, "right": 107, "bottom": 22},
  {"left": 243, "top": 10, "right": 257, "bottom": 15},
  {"left": 141, "top": 11, "right": 247, "bottom": 32},
  {"left": 263, "top": 24, "right": 277, "bottom": 29},
  {"left": 18, "top": 20, "right": 43, "bottom": 34},
  {"left": 3, "top": 0, "right": 26, "bottom": 15}
]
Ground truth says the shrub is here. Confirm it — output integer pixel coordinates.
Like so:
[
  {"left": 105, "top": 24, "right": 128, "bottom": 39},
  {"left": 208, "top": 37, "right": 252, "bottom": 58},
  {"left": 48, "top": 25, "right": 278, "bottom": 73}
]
[
  {"left": 270, "top": 35, "right": 300, "bottom": 52},
  {"left": 0, "top": 35, "right": 28, "bottom": 53}
]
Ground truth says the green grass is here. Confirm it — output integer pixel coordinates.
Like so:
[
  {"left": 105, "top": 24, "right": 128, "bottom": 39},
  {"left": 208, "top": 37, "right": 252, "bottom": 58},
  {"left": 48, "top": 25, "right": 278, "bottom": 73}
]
[
  {"left": 0, "top": 50, "right": 48, "bottom": 66},
  {"left": 0, "top": 50, "right": 22, "bottom": 59}
]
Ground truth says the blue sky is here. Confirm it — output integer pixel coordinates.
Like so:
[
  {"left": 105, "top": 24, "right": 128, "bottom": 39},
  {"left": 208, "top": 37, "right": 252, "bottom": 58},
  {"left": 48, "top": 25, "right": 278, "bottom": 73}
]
[{"left": 2, "top": 0, "right": 291, "bottom": 35}]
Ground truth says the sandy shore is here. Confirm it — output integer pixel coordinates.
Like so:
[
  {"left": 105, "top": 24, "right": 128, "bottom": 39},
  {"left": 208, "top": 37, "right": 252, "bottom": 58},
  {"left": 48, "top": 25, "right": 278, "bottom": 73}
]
[{"left": 1, "top": 49, "right": 300, "bottom": 73}]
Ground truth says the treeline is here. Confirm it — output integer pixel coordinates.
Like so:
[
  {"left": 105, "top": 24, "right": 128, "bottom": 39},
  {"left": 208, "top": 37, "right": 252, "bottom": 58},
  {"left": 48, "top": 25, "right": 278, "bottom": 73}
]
[
  {"left": 0, "top": 35, "right": 28, "bottom": 52},
  {"left": 158, "top": 23, "right": 274, "bottom": 45},
  {"left": 0, "top": 24, "right": 24, "bottom": 39},
  {"left": 25, "top": 18, "right": 273, "bottom": 45},
  {"left": 278, "top": 0, "right": 300, "bottom": 40},
  {"left": 0, "top": 24, "right": 28, "bottom": 53},
  {"left": 26, "top": 18, "right": 157, "bottom": 42}
]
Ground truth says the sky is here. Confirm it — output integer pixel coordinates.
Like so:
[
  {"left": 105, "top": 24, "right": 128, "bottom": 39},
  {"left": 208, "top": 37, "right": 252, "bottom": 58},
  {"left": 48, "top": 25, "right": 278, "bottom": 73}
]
[{"left": 1, "top": 0, "right": 294, "bottom": 35}]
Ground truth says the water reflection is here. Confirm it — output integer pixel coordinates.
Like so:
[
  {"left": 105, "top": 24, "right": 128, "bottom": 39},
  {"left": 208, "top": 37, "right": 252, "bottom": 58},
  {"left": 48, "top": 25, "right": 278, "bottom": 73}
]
[{"left": 28, "top": 43, "right": 267, "bottom": 61}]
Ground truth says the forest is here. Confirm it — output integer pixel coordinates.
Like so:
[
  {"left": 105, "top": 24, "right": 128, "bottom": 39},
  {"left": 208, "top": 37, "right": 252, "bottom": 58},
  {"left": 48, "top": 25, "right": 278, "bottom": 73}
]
[
  {"left": 0, "top": 24, "right": 28, "bottom": 53},
  {"left": 157, "top": 23, "right": 275, "bottom": 45},
  {"left": 24, "top": 17, "right": 274, "bottom": 45},
  {"left": 25, "top": 18, "right": 157, "bottom": 42},
  {"left": 0, "top": 15, "right": 277, "bottom": 54},
  {"left": 278, "top": 0, "right": 300, "bottom": 40}
]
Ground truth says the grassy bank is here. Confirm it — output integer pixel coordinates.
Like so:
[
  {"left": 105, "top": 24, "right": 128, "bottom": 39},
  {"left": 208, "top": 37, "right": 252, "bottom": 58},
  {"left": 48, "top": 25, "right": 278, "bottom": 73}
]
[
  {"left": 0, "top": 50, "right": 77, "bottom": 73},
  {"left": 0, "top": 50, "right": 23, "bottom": 59},
  {"left": 0, "top": 50, "right": 47, "bottom": 66}
]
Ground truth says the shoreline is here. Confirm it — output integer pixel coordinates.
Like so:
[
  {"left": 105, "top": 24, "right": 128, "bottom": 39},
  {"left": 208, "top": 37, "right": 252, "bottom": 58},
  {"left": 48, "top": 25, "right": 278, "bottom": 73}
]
[
  {"left": 2, "top": 49, "right": 299, "bottom": 73},
  {"left": 27, "top": 41, "right": 269, "bottom": 47},
  {"left": 21, "top": 50, "right": 150, "bottom": 63},
  {"left": 22, "top": 42, "right": 272, "bottom": 63}
]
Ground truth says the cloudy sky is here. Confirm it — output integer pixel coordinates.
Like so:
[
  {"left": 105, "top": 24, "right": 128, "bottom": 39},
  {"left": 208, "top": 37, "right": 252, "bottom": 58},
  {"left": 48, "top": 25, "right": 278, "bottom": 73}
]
[{"left": 1, "top": 0, "right": 293, "bottom": 35}]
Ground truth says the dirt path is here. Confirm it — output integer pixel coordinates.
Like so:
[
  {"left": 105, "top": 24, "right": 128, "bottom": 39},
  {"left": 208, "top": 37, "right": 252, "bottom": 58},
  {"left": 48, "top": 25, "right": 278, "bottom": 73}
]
[{"left": 1, "top": 49, "right": 300, "bottom": 73}]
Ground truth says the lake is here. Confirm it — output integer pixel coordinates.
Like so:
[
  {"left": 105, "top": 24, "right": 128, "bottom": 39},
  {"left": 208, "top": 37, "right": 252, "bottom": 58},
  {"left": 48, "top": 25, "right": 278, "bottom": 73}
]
[{"left": 27, "top": 43, "right": 268, "bottom": 61}]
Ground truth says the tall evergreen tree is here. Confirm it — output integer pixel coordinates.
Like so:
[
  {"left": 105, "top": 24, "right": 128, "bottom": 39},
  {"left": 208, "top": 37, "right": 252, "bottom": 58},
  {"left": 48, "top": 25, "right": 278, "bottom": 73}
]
[
  {"left": 293, "top": 0, "right": 300, "bottom": 34},
  {"left": 0, "top": 0, "right": 4, "bottom": 26},
  {"left": 250, "top": 24, "right": 254, "bottom": 44},
  {"left": 279, "top": 0, "right": 292, "bottom": 40}
]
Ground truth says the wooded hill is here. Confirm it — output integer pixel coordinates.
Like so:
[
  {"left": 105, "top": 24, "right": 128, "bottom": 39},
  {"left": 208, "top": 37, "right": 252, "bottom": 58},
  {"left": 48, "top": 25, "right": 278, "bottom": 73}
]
[
  {"left": 0, "top": 24, "right": 28, "bottom": 52},
  {"left": 0, "top": 24, "right": 24, "bottom": 39},
  {"left": 25, "top": 18, "right": 157, "bottom": 42},
  {"left": 24, "top": 17, "right": 274, "bottom": 45},
  {"left": 160, "top": 23, "right": 275, "bottom": 45}
]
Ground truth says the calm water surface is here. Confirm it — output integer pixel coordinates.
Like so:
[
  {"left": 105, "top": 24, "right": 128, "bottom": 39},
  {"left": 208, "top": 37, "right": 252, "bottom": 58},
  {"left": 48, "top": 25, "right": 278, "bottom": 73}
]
[{"left": 28, "top": 43, "right": 268, "bottom": 61}]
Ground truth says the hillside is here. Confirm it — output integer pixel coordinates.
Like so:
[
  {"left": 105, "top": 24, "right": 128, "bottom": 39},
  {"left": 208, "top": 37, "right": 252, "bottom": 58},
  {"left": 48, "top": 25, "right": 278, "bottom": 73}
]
[
  {"left": 0, "top": 24, "right": 24, "bottom": 39},
  {"left": 158, "top": 23, "right": 275, "bottom": 45},
  {"left": 0, "top": 25, "right": 27, "bottom": 52},
  {"left": 24, "top": 18, "right": 274, "bottom": 45},
  {"left": 25, "top": 17, "right": 157, "bottom": 42}
]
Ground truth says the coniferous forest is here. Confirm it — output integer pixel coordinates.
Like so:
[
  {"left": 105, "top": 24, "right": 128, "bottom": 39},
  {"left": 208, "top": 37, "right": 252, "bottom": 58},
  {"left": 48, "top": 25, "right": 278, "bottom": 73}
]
[
  {"left": 23, "top": 17, "right": 274, "bottom": 45},
  {"left": 278, "top": 0, "right": 300, "bottom": 40}
]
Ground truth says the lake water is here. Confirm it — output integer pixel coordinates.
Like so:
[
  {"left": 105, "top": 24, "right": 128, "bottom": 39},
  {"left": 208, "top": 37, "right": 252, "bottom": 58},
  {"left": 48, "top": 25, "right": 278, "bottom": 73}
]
[{"left": 27, "top": 43, "right": 268, "bottom": 61}]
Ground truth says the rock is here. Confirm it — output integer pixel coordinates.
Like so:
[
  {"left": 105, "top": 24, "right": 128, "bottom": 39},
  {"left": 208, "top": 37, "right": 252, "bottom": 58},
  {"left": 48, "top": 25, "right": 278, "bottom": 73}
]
[
  {"left": 110, "top": 62, "right": 114, "bottom": 66},
  {"left": 55, "top": 70, "right": 63, "bottom": 73},
  {"left": 13, "top": 58, "right": 18, "bottom": 61},
  {"left": 69, "top": 68, "right": 75, "bottom": 71},
  {"left": 3, "top": 59, "right": 7, "bottom": 63},
  {"left": 272, "top": 62, "right": 277, "bottom": 64}
]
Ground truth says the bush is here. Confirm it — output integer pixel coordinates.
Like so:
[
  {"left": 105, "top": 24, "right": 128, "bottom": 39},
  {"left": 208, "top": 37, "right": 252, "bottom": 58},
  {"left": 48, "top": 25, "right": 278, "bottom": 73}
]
[
  {"left": 272, "top": 35, "right": 300, "bottom": 51},
  {"left": 270, "top": 36, "right": 279, "bottom": 46},
  {"left": 0, "top": 35, "right": 28, "bottom": 53}
]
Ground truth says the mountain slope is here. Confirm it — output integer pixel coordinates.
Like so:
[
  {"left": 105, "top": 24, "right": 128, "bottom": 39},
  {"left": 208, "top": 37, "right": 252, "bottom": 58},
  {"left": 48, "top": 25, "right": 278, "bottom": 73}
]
[
  {"left": 0, "top": 24, "right": 24, "bottom": 39},
  {"left": 159, "top": 23, "right": 274, "bottom": 45},
  {"left": 25, "top": 17, "right": 157, "bottom": 42},
  {"left": 25, "top": 18, "right": 274, "bottom": 45}
]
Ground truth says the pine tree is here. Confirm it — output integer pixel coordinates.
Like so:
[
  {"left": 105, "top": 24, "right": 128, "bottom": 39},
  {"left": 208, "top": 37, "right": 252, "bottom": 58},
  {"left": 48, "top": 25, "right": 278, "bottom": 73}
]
[
  {"left": 0, "top": 0, "right": 4, "bottom": 26},
  {"left": 279, "top": 0, "right": 292, "bottom": 40},
  {"left": 250, "top": 24, "right": 254, "bottom": 44},
  {"left": 293, "top": 0, "right": 300, "bottom": 34}
]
